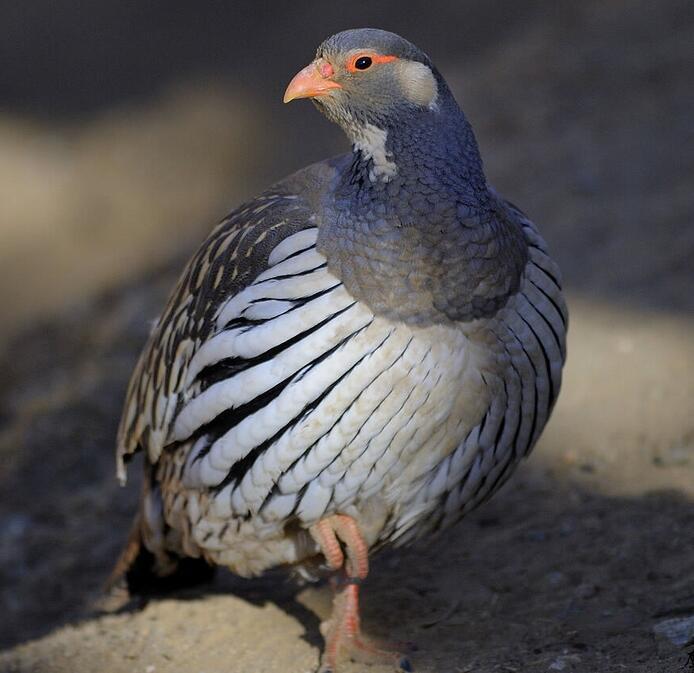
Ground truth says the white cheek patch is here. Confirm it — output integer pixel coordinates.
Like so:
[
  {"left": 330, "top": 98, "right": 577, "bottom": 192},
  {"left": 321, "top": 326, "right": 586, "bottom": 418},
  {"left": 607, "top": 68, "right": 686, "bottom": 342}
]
[
  {"left": 396, "top": 60, "right": 439, "bottom": 110},
  {"left": 353, "top": 123, "right": 398, "bottom": 182}
]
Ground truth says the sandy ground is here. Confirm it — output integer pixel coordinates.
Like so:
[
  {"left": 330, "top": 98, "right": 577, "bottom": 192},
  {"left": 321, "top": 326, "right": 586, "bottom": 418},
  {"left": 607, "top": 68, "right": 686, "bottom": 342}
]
[{"left": 0, "top": 1, "right": 693, "bottom": 672}]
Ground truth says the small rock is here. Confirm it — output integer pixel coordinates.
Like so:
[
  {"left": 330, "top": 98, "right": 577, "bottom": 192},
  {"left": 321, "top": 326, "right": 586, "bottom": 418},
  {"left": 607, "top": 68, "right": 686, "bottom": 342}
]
[
  {"left": 653, "top": 445, "right": 691, "bottom": 467},
  {"left": 0, "top": 513, "right": 31, "bottom": 540},
  {"left": 548, "top": 654, "right": 582, "bottom": 670},
  {"left": 653, "top": 615, "right": 694, "bottom": 647},
  {"left": 575, "top": 583, "right": 599, "bottom": 599},
  {"left": 545, "top": 571, "right": 568, "bottom": 588},
  {"left": 0, "top": 513, "right": 31, "bottom": 574},
  {"left": 558, "top": 520, "right": 575, "bottom": 537}
]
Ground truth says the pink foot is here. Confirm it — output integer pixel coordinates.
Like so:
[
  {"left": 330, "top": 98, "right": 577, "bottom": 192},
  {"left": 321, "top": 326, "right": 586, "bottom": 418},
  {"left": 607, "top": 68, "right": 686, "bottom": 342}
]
[{"left": 310, "top": 515, "right": 414, "bottom": 673}]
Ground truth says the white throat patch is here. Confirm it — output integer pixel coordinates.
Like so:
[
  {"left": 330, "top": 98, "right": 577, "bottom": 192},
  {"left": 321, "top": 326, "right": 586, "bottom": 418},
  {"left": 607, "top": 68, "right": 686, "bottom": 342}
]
[{"left": 353, "top": 123, "right": 398, "bottom": 183}]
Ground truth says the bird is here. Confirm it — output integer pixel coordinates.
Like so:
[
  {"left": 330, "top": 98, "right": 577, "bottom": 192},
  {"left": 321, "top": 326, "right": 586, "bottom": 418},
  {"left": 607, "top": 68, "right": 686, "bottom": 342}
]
[{"left": 110, "top": 28, "right": 567, "bottom": 673}]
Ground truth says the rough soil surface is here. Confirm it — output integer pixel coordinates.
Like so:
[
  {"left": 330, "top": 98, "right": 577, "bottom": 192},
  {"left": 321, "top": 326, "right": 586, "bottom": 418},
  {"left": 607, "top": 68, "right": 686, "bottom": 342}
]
[{"left": 1, "top": 1, "right": 693, "bottom": 672}]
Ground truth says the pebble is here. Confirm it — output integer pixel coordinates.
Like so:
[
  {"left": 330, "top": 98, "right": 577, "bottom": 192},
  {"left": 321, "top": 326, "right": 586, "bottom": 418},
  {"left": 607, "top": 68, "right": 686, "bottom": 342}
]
[
  {"left": 558, "top": 520, "right": 576, "bottom": 537},
  {"left": 653, "top": 445, "right": 691, "bottom": 467},
  {"left": 653, "top": 615, "right": 694, "bottom": 647},
  {"left": 548, "top": 654, "right": 582, "bottom": 670},
  {"left": 0, "top": 513, "right": 31, "bottom": 575},
  {"left": 575, "top": 583, "right": 599, "bottom": 599},
  {"left": 545, "top": 571, "right": 568, "bottom": 588}
]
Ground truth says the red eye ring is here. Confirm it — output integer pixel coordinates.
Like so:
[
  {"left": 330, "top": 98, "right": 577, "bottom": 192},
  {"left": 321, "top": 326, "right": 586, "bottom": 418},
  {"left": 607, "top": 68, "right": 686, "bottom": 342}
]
[{"left": 346, "top": 53, "right": 397, "bottom": 73}]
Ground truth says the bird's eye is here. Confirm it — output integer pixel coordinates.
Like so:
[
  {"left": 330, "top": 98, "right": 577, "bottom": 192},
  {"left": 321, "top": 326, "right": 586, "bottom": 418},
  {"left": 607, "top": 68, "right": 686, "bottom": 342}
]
[{"left": 354, "top": 56, "right": 373, "bottom": 70}]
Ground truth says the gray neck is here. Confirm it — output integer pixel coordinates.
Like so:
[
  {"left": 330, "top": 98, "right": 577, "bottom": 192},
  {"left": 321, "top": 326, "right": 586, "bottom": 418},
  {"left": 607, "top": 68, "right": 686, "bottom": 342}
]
[
  {"left": 318, "top": 97, "right": 528, "bottom": 327},
  {"left": 337, "top": 96, "right": 488, "bottom": 213}
]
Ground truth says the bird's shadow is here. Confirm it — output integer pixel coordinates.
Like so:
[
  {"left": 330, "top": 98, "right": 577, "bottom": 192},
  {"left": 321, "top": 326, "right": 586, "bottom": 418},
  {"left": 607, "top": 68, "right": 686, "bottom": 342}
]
[
  {"left": 82, "top": 477, "right": 694, "bottom": 672},
  {"left": 94, "top": 561, "right": 326, "bottom": 652}
]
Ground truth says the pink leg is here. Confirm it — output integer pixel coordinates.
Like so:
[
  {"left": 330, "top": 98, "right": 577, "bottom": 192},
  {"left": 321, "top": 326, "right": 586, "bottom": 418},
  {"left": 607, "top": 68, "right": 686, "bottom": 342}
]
[{"left": 310, "top": 515, "right": 413, "bottom": 673}]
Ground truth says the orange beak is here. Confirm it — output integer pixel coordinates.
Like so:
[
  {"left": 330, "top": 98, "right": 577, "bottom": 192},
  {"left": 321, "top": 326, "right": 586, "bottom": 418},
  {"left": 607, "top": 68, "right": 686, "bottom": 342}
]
[{"left": 283, "top": 60, "right": 342, "bottom": 103}]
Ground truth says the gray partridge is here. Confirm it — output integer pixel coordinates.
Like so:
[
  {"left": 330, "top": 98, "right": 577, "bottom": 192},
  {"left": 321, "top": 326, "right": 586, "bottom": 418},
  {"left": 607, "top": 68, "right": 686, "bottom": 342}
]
[{"left": 112, "top": 28, "right": 567, "bottom": 673}]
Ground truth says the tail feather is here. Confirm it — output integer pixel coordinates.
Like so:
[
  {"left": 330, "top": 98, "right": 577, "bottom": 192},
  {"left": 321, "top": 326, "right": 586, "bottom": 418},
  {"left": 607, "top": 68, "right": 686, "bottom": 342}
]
[
  {"left": 102, "top": 471, "right": 215, "bottom": 610},
  {"left": 103, "top": 511, "right": 215, "bottom": 606}
]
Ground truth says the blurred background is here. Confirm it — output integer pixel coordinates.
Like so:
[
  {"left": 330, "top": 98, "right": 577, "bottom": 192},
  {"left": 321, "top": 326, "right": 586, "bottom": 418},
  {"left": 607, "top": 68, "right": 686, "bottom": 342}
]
[
  {"left": 1, "top": 1, "right": 693, "bottom": 672},
  {"left": 1, "top": 0, "right": 692, "bottom": 344}
]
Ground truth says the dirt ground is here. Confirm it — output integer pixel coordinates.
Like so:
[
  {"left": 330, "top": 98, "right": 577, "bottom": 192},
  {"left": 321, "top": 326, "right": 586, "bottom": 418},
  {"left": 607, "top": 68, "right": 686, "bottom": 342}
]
[{"left": 1, "top": 1, "right": 693, "bottom": 672}]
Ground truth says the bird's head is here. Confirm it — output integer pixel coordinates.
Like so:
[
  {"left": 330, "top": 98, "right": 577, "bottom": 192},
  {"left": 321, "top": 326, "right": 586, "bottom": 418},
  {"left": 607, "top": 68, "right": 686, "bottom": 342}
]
[{"left": 284, "top": 28, "right": 447, "bottom": 138}]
